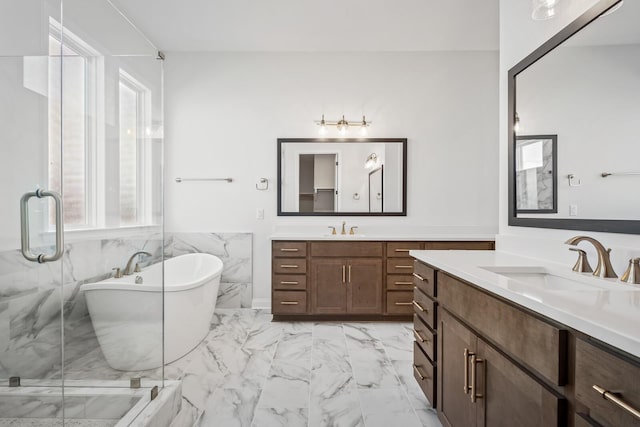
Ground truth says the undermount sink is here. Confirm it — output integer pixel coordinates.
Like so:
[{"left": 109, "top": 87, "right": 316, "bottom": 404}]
[{"left": 479, "top": 266, "right": 636, "bottom": 292}]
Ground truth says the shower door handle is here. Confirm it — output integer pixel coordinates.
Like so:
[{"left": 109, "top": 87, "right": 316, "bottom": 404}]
[{"left": 20, "top": 189, "right": 64, "bottom": 263}]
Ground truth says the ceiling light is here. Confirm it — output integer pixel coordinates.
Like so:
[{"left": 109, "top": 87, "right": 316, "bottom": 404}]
[
  {"left": 365, "top": 153, "right": 378, "bottom": 169},
  {"left": 532, "top": 0, "right": 559, "bottom": 20},
  {"left": 601, "top": 0, "right": 623, "bottom": 17},
  {"left": 315, "top": 114, "right": 371, "bottom": 135}
]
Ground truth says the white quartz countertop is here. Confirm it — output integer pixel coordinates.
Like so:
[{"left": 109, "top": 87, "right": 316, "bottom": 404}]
[
  {"left": 410, "top": 250, "right": 640, "bottom": 358},
  {"left": 269, "top": 234, "right": 496, "bottom": 241}
]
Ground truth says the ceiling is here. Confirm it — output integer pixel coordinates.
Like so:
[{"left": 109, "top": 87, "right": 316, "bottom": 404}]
[{"left": 108, "top": 0, "right": 499, "bottom": 52}]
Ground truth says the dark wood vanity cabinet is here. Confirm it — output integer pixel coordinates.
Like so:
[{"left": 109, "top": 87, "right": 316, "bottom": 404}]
[
  {"left": 439, "top": 309, "right": 564, "bottom": 427},
  {"left": 416, "top": 263, "right": 640, "bottom": 427},
  {"left": 271, "top": 239, "right": 494, "bottom": 319},
  {"left": 310, "top": 257, "right": 383, "bottom": 314}
]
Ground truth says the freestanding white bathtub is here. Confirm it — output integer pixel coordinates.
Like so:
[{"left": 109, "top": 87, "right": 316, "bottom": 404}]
[{"left": 81, "top": 253, "right": 223, "bottom": 371}]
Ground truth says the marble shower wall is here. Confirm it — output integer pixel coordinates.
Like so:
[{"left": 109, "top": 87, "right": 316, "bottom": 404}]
[
  {"left": 0, "top": 231, "right": 252, "bottom": 380},
  {"left": 163, "top": 232, "right": 253, "bottom": 309},
  {"left": 0, "top": 233, "right": 163, "bottom": 380}
]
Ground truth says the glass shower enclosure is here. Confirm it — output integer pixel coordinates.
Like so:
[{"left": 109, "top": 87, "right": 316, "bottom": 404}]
[{"left": 1, "top": 0, "right": 165, "bottom": 424}]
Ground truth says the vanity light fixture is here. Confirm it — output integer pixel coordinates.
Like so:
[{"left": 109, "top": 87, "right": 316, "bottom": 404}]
[
  {"left": 514, "top": 112, "right": 521, "bottom": 133},
  {"left": 315, "top": 114, "right": 371, "bottom": 135},
  {"left": 532, "top": 0, "right": 560, "bottom": 20},
  {"left": 365, "top": 153, "right": 379, "bottom": 169}
]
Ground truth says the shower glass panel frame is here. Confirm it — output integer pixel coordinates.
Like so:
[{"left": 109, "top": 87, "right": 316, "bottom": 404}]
[{"left": 0, "top": 0, "right": 165, "bottom": 424}]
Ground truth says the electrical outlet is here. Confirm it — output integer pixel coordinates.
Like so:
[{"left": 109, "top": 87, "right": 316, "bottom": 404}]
[
  {"left": 256, "top": 208, "right": 265, "bottom": 220},
  {"left": 569, "top": 205, "right": 578, "bottom": 216}
]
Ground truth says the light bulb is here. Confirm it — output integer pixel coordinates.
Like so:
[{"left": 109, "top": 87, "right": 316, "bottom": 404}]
[
  {"left": 318, "top": 114, "right": 328, "bottom": 135},
  {"left": 360, "top": 125, "right": 368, "bottom": 136},
  {"left": 514, "top": 113, "right": 521, "bottom": 133},
  {"left": 339, "top": 125, "right": 348, "bottom": 136}
]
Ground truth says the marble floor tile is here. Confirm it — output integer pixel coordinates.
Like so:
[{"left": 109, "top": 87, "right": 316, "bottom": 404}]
[
  {"left": 309, "top": 389, "right": 364, "bottom": 427},
  {"left": 351, "top": 358, "right": 401, "bottom": 389},
  {"left": 359, "top": 388, "right": 422, "bottom": 427},
  {"left": 258, "top": 359, "right": 310, "bottom": 409},
  {"left": 199, "top": 388, "right": 262, "bottom": 427},
  {"left": 273, "top": 332, "right": 312, "bottom": 360},
  {"left": 312, "top": 322, "right": 345, "bottom": 339},
  {"left": 312, "top": 337, "right": 349, "bottom": 367},
  {"left": 251, "top": 407, "right": 307, "bottom": 427}
]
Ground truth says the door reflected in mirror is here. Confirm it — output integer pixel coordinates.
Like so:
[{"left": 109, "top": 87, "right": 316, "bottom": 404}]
[{"left": 278, "top": 138, "right": 407, "bottom": 216}]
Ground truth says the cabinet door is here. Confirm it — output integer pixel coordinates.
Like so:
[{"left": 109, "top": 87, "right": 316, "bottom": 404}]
[
  {"left": 311, "top": 259, "right": 347, "bottom": 314},
  {"left": 438, "top": 309, "right": 477, "bottom": 427},
  {"left": 476, "top": 338, "right": 564, "bottom": 427},
  {"left": 347, "top": 258, "right": 382, "bottom": 314}
]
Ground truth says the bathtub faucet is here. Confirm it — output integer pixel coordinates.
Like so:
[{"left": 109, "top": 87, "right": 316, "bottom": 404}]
[{"left": 124, "top": 251, "right": 153, "bottom": 276}]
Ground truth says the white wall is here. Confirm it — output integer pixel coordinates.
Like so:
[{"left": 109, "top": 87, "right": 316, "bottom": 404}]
[
  {"left": 498, "top": 0, "right": 640, "bottom": 273},
  {"left": 164, "top": 51, "right": 499, "bottom": 306}
]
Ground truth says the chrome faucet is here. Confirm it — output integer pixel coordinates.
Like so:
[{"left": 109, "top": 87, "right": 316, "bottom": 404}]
[
  {"left": 124, "top": 251, "right": 152, "bottom": 276},
  {"left": 564, "top": 236, "right": 617, "bottom": 278}
]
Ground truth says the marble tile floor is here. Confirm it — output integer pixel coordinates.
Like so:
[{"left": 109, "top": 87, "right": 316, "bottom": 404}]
[{"left": 62, "top": 309, "right": 441, "bottom": 427}]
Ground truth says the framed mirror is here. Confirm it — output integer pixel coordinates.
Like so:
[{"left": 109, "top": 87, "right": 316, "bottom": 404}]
[
  {"left": 508, "top": 0, "right": 640, "bottom": 234},
  {"left": 277, "top": 138, "right": 407, "bottom": 216},
  {"left": 515, "top": 135, "right": 557, "bottom": 214}
]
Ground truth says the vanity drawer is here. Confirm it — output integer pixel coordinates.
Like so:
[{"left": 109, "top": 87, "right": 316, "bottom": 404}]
[
  {"left": 387, "top": 259, "right": 415, "bottom": 274},
  {"left": 413, "top": 288, "right": 436, "bottom": 329},
  {"left": 386, "top": 274, "right": 416, "bottom": 290},
  {"left": 413, "top": 314, "right": 436, "bottom": 363},
  {"left": 423, "top": 241, "right": 494, "bottom": 250},
  {"left": 575, "top": 338, "right": 640, "bottom": 427},
  {"left": 413, "top": 261, "right": 436, "bottom": 297},
  {"left": 311, "top": 241, "right": 383, "bottom": 258},
  {"left": 414, "top": 341, "right": 436, "bottom": 406},
  {"left": 387, "top": 242, "right": 423, "bottom": 258},
  {"left": 438, "top": 272, "right": 567, "bottom": 386},
  {"left": 386, "top": 291, "right": 414, "bottom": 314},
  {"left": 273, "top": 274, "right": 307, "bottom": 291},
  {"left": 273, "top": 241, "right": 307, "bottom": 257},
  {"left": 272, "top": 291, "right": 307, "bottom": 314},
  {"left": 273, "top": 258, "right": 307, "bottom": 274}
]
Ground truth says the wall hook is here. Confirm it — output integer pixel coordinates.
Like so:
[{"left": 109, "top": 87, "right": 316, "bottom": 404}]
[{"left": 568, "top": 174, "right": 582, "bottom": 187}]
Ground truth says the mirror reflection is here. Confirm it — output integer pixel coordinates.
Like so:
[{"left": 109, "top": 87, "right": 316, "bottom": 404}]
[
  {"left": 278, "top": 139, "right": 406, "bottom": 216},
  {"left": 514, "top": 0, "right": 639, "bottom": 221},
  {"left": 515, "top": 135, "right": 557, "bottom": 213}
]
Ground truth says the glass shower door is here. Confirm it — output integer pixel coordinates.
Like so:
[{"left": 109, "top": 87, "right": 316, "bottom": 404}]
[{"left": 0, "top": 0, "right": 66, "bottom": 421}]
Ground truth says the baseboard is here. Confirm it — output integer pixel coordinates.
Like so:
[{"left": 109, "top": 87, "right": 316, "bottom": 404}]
[{"left": 252, "top": 298, "right": 271, "bottom": 310}]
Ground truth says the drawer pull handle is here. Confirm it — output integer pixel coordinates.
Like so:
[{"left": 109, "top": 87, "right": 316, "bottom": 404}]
[
  {"left": 395, "top": 249, "right": 411, "bottom": 253},
  {"left": 342, "top": 265, "right": 346, "bottom": 283},
  {"left": 396, "top": 265, "right": 413, "bottom": 269},
  {"left": 593, "top": 385, "right": 640, "bottom": 420},
  {"left": 280, "top": 265, "right": 299, "bottom": 269},
  {"left": 395, "top": 302, "right": 413, "bottom": 306},
  {"left": 279, "top": 281, "right": 299, "bottom": 285},
  {"left": 412, "top": 273, "right": 426, "bottom": 281},
  {"left": 412, "top": 300, "right": 427, "bottom": 312},
  {"left": 348, "top": 265, "right": 351, "bottom": 283},
  {"left": 413, "top": 329, "right": 428, "bottom": 343},
  {"left": 280, "top": 301, "right": 299, "bottom": 305},
  {"left": 395, "top": 281, "right": 413, "bottom": 285},
  {"left": 280, "top": 248, "right": 299, "bottom": 252},
  {"left": 470, "top": 353, "right": 483, "bottom": 403},
  {"left": 413, "top": 365, "right": 427, "bottom": 381}
]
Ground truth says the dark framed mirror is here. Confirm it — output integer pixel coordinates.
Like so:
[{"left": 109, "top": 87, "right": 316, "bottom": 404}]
[
  {"left": 515, "top": 135, "right": 557, "bottom": 214},
  {"left": 508, "top": 0, "right": 640, "bottom": 234},
  {"left": 277, "top": 138, "right": 407, "bottom": 216}
]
